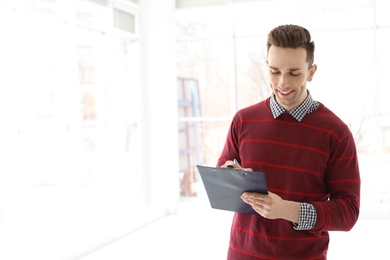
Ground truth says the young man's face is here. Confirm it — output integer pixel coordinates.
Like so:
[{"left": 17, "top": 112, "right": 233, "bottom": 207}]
[{"left": 267, "top": 46, "right": 317, "bottom": 112}]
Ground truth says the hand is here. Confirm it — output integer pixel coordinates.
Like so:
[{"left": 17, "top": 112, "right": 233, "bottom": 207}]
[
  {"left": 220, "top": 160, "right": 253, "bottom": 172},
  {"left": 241, "top": 191, "right": 299, "bottom": 223}
]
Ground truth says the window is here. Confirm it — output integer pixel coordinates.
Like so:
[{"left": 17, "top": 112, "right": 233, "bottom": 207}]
[
  {"left": 0, "top": 1, "right": 142, "bottom": 259},
  {"left": 176, "top": 0, "right": 390, "bottom": 217}
]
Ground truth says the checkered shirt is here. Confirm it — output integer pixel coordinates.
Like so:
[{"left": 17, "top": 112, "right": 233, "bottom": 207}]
[
  {"left": 294, "top": 203, "right": 317, "bottom": 230},
  {"left": 270, "top": 91, "right": 319, "bottom": 122}
]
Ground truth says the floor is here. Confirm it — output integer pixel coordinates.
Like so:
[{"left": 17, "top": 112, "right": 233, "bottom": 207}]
[{"left": 80, "top": 197, "right": 390, "bottom": 260}]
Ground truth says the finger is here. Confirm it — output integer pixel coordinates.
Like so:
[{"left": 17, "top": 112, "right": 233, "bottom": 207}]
[
  {"left": 241, "top": 195, "right": 262, "bottom": 208},
  {"left": 254, "top": 204, "right": 264, "bottom": 213},
  {"left": 220, "top": 161, "right": 234, "bottom": 168},
  {"left": 242, "top": 192, "right": 268, "bottom": 201}
]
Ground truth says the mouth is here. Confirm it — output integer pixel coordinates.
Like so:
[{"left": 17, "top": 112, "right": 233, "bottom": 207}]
[{"left": 278, "top": 90, "right": 294, "bottom": 96}]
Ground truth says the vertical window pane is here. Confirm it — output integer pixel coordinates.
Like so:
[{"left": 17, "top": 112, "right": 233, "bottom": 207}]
[
  {"left": 235, "top": 37, "right": 271, "bottom": 110},
  {"left": 177, "top": 39, "right": 235, "bottom": 117}
]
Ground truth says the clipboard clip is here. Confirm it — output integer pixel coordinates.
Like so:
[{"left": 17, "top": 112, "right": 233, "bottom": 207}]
[
  {"left": 223, "top": 166, "right": 252, "bottom": 176},
  {"left": 238, "top": 170, "right": 251, "bottom": 176}
]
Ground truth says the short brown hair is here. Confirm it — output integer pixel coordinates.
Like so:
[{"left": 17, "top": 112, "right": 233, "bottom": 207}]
[{"left": 267, "top": 24, "right": 315, "bottom": 68}]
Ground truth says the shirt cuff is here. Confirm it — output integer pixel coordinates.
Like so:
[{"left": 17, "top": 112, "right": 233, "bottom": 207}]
[{"left": 293, "top": 202, "right": 317, "bottom": 230}]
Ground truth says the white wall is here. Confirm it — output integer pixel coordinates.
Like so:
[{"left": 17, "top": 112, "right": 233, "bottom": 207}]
[{"left": 139, "top": 0, "right": 179, "bottom": 210}]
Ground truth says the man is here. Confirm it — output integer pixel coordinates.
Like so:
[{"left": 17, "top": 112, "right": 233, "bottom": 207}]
[{"left": 218, "top": 24, "right": 360, "bottom": 260}]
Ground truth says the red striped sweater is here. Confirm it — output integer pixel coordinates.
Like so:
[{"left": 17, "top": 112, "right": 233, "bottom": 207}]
[{"left": 217, "top": 98, "right": 360, "bottom": 260}]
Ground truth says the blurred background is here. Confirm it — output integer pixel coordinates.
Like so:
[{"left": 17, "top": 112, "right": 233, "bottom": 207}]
[{"left": 0, "top": 0, "right": 389, "bottom": 259}]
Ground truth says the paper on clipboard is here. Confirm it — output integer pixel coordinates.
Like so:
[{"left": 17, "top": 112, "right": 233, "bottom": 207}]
[{"left": 196, "top": 165, "right": 268, "bottom": 215}]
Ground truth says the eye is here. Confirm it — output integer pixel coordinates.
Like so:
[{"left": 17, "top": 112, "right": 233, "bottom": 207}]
[
  {"left": 290, "top": 72, "right": 300, "bottom": 76},
  {"left": 270, "top": 70, "right": 280, "bottom": 75}
]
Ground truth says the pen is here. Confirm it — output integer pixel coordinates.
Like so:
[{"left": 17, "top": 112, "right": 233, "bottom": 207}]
[
  {"left": 233, "top": 159, "right": 241, "bottom": 167},
  {"left": 227, "top": 159, "right": 241, "bottom": 168}
]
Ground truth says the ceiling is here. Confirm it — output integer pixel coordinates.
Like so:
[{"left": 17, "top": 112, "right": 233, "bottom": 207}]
[{"left": 175, "top": 0, "right": 270, "bottom": 8}]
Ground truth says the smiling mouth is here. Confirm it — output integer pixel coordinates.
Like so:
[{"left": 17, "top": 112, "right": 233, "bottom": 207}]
[{"left": 278, "top": 90, "right": 294, "bottom": 96}]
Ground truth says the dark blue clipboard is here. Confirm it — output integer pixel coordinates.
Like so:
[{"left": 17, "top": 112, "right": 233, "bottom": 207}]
[{"left": 196, "top": 165, "right": 268, "bottom": 215}]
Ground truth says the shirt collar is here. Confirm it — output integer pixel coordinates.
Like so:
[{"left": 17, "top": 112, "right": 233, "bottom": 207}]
[{"left": 270, "top": 91, "right": 319, "bottom": 122}]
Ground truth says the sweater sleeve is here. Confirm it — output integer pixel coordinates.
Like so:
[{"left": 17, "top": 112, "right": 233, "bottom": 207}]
[
  {"left": 311, "top": 133, "right": 360, "bottom": 232},
  {"left": 217, "top": 117, "right": 240, "bottom": 167}
]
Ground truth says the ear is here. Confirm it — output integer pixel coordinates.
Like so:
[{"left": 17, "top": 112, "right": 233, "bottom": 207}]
[{"left": 307, "top": 64, "right": 317, "bottom": 82}]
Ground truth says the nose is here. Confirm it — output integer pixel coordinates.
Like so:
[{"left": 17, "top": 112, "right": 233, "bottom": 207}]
[{"left": 275, "top": 74, "right": 289, "bottom": 89}]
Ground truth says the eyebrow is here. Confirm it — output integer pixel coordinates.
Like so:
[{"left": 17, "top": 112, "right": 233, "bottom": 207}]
[{"left": 268, "top": 66, "right": 302, "bottom": 71}]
